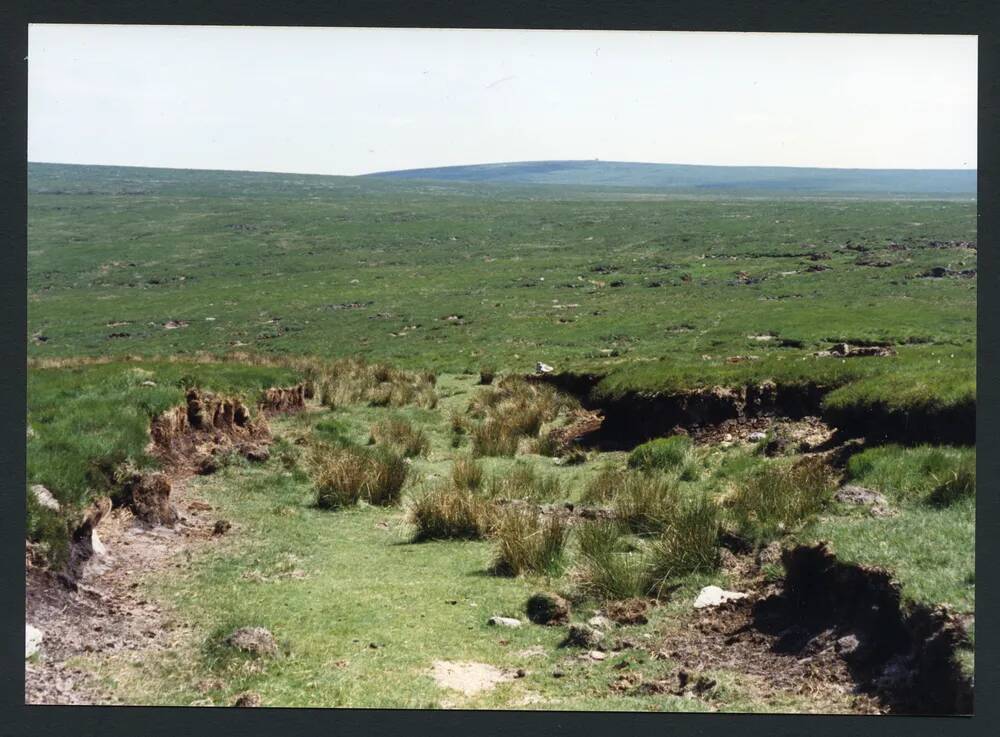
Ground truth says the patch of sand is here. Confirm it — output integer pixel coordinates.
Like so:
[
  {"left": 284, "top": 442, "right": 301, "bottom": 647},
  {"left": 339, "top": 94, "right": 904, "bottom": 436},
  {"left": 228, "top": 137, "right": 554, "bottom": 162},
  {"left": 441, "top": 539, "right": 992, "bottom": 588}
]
[{"left": 430, "top": 660, "right": 513, "bottom": 696}]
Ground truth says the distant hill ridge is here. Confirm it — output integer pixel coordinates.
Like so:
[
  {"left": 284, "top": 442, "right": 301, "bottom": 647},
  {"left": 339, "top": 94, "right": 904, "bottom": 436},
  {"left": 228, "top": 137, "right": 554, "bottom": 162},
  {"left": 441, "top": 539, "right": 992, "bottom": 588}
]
[{"left": 363, "top": 160, "right": 976, "bottom": 195}]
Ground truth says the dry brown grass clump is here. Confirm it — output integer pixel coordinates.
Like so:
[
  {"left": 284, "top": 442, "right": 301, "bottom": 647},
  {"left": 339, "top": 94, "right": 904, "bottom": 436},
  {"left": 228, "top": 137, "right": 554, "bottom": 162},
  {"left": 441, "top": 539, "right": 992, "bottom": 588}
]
[
  {"left": 451, "top": 455, "right": 484, "bottom": 491},
  {"left": 369, "top": 418, "right": 429, "bottom": 458},
  {"left": 466, "top": 376, "right": 578, "bottom": 458},
  {"left": 319, "top": 358, "right": 437, "bottom": 410},
  {"left": 407, "top": 482, "right": 496, "bottom": 541},
  {"left": 489, "top": 506, "right": 569, "bottom": 577},
  {"left": 309, "top": 444, "right": 409, "bottom": 509}
]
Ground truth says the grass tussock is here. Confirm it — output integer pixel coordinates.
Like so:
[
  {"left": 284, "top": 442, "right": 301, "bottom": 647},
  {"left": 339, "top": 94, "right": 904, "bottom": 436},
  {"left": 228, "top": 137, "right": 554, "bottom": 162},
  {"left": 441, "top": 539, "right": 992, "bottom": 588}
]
[
  {"left": 309, "top": 444, "right": 409, "bottom": 509},
  {"left": 647, "top": 495, "right": 721, "bottom": 585},
  {"left": 485, "top": 463, "right": 563, "bottom": 503},
  {"left": 407, "top": 482, "right": 495, "bottom": 541},
  {"left": 450, "top": 455, "right": 484, "bottom": 491},
  {"left": 727, "top": 459, "right": 836, "bottom": 543},
  {"left": 489, "top": 506, "right": 569, "bottom": 577},
  {"left": 320, "top": 358, "right": 437, "bottom": 410},
  {"left": 612, "top": 472, "right": 682, "bottom": 534},
  {"left": 574, "top": 520, "right": 651, "bottom": 600},
  {"left": 467, "top": 376, "right": 577, "bottom": 457},
  {"left": 581, "top": 465, "right": 628, "bottom": 504},
  {"left": 627, "top": 435, "right": 693, "bottom": 472},
  {"left": 368, "top": 418, "right": 429, "bottom": 458}
]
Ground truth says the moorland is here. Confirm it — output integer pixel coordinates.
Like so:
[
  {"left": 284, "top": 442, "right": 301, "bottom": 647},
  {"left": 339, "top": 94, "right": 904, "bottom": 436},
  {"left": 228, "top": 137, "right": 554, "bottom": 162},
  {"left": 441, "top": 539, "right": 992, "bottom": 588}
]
[{"left": 25, "top": 162, "right": 976, "bottom": 712}]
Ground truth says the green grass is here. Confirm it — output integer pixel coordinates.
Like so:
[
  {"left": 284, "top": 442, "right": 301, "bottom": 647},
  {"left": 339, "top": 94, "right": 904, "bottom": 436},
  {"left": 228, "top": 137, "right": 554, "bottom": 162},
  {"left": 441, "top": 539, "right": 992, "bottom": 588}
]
[
  {"left": 29, "top": 165, "right": 975, "bottom": 384},
  {"left": 26, "top": 360, "right": 300, "bottom": 563},
  {"left": 26, "top": 163, "right": 976, "bottom": 710}
]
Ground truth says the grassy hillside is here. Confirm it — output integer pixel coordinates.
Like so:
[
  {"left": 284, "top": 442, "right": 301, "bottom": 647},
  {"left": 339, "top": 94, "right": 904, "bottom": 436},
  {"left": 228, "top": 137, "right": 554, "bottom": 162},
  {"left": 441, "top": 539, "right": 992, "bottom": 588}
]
[{"left": 364, "top": 160, "right": 977, "bottom": 196}]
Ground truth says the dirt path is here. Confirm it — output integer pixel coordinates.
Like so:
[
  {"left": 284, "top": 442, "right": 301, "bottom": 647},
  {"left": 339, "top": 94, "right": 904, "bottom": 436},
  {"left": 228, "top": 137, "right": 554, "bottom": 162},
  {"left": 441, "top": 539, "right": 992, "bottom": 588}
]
[{"left": 25, "top": 476, "right": 225, "bottom": 704}]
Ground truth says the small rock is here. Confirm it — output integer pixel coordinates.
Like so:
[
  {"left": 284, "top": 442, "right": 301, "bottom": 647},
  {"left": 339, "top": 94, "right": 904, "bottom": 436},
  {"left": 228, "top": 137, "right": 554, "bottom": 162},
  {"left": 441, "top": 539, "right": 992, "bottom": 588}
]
[
  {"left": 588, "top": 650, "right": 607, "bottom": 661},
  {"left": 748, "top": 431, "right": 767, "bottom": 442},
  {"left": 587, "top": 615, "right": 614, "bottom": 630},
  {"left": 30, "top": 485, "right": 60, "bottom": 512},
  {"left": 526, "top": 591, "right": 571, "bottom": 625},
  {"left": 560, "top": 624, "right": 604, "bottom": 649},
  {"left": 488, "top": 616, "right": 522, "bottom": 628},
  {"left": 232, "top": 691, "right": 262, "bottom": 707},
  {"left": 693, "top": 585, "right": 748, "bottom": 609},
  {"left": 91, "top": 530, "right": 107, "bottom": 556},
  {"left": 836, "top": 634, "right": 861, "bottom": 656},
  {"left": 25, "top": 624, "right": 43, "bottom": 658},
  {"left": 225, "top": 626, "right": 277, "bottom": 657},
  {"left": 535, "top": 362, "right": 554, "bottom": 374},
  {"left": 140, "top": 380, "right": 157, "bottom": 387}
]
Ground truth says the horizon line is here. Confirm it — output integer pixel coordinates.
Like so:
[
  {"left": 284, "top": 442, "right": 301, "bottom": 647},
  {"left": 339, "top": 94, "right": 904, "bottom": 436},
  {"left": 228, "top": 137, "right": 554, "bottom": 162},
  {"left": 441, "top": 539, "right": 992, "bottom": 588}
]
[{"left": 28, "top": 159, "right": 979, "bottom": 179}]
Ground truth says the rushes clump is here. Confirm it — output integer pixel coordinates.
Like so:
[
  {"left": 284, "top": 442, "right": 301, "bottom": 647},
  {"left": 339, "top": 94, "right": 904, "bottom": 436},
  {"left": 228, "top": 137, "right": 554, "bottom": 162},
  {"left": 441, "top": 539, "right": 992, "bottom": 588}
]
[
  {"left": 310, "top": 444, "right": 409, "bottom": 509},
  {"left": 612, "top": 472, "right": 682, "bottom": 534},
  {"left": 319, "top": 358, "right": 437, "bottom": 410},
  {"left": 728, "top": 459, "right": 836, "bottom": 543},
  {"left": 470, "top": 418, "right": 520, "bottom": 457},
  {"left": 451, "top": 455, "right": 484, "bottom": 491},
  {"left": 467, "top": 376, "right": 577, "bottom": 457},
  {"left": 581, "top": 465, "right": 628, "bottom": 504},
  {"left": 574, "top": 520, "right": 651, "bottom": 600},
  {"left": 489, "top": 507, "right": 569, "bottom": 577},
  {"left": 368, "top": 418, "right": 429, "bottom": 458},
  {"left": 408, "top": 483, "right": 495, "bottom": 541},
  {"left": 647, "top": 495, "right": 720, "bottom": 586}
]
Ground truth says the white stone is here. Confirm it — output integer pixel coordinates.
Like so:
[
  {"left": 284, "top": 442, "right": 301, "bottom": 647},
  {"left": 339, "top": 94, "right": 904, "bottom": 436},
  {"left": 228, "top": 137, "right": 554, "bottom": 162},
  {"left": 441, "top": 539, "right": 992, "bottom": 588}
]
[
  {"left": 25, "top": 624, "right": 43, "bottom": 659},
  {"left": 588, "top": 650, "right": 607, "bottom": 661},
  {"left": 30, "top": 485, "right": 60, "bottom": 512},
  {"left": 587, "top": 615, "right": 614, "bottom": 630},
  {"left": 91, "top": 530, "right": 108, "bottom": 556},
  {"left": 693, "top": 585, "right": 748, "bottom": 609},
  {"left": 535, "top": 362, "right": 554, "bottom": 374},
  {"left": 487, "top": 616, "right": 522, "bottom": 628},
  {"left": 748, "top": 431, "right": 767, "bottom": 442}
]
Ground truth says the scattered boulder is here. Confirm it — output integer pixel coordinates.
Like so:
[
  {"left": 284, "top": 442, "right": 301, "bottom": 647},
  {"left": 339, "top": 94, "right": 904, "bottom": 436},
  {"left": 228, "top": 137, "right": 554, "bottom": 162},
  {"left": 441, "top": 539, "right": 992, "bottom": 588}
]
[
  {"left": 526, "top": 592, "right": 571, "bottom": 625},
  {"left": 125, "top": 472, "right": 178, "bottom": 526},
  {"left": 487, "top": 616, "right": 522, "bottom": 628},
  {"left": 748, "top": 431, "right": 767, "bottom": 442},
  {"left": 693, "top": 585, "right": 748, "bottom": 609},
  {"left": 225, "top": 626, "right": 277, "bottom": 657},
  {"left": 25, "top": 624, "right": 43, "bottom": 658},
  {"left": 835, "top": 485, "right": 895, "bottom": 518},
  {"left": 232, "top": 691, "right": 262, "bottom": 707},
  {"left": 30, "top": 485, "right": 60, "bottom": 512},
  {"left": 535, "top": 362, "right": 554, "bottom": 374},
  {"left": 560, "top": 624, "right": 604, "bottom": 649}
]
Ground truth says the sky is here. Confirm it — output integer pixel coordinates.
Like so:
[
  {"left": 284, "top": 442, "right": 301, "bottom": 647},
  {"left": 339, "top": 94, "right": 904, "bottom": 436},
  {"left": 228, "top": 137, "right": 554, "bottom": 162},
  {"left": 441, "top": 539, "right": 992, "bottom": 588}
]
[{"left": 28, "top": 25, "right": 978, "bottom": 175}]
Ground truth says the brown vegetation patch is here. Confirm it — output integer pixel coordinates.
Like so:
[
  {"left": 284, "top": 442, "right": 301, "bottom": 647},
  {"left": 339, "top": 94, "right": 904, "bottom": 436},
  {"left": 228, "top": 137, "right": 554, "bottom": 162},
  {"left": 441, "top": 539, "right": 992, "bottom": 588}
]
[
  {"left": 149, "top": 388, "right": 271, "bottom": 473},
  {"left": 260, "top": 384, "right": 307, "bottom": 413}
]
